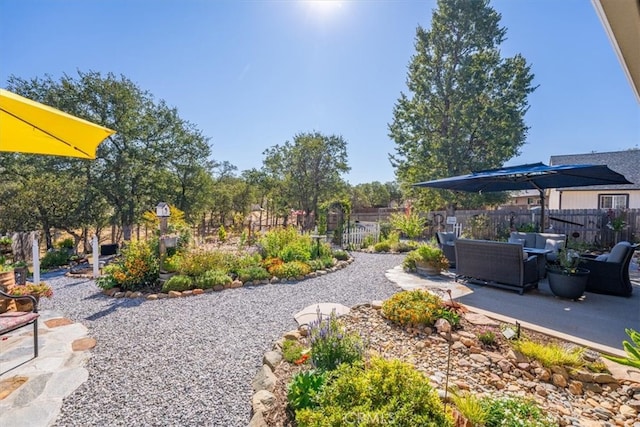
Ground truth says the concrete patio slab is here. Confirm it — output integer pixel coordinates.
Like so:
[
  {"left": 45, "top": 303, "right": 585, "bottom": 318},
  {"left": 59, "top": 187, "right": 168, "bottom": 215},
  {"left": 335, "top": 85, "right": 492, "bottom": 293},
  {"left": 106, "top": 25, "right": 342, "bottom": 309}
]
[{"left": 386, "top": 265, "right": 639, "bottom": 358}]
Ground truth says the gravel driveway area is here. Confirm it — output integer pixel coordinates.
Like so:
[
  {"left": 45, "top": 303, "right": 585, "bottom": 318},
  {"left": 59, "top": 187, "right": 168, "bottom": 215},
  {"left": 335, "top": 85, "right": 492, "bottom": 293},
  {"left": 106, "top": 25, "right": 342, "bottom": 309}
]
[{"left": 39, "top": 252, "right": 404, "bottom": 426}]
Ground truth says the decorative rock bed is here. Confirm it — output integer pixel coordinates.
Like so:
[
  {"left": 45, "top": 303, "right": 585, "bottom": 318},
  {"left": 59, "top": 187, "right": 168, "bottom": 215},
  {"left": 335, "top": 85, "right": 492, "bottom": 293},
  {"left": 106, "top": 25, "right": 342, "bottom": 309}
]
[{"left": 250, "top": 303, "right": 640, "bottom": 427}]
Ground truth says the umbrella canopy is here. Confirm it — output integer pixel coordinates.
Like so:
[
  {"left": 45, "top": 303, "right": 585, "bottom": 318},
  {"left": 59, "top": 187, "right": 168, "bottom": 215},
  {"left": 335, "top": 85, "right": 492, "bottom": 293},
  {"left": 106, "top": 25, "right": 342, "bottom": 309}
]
[
  {"left": 0, "top": 88, "right": 115, "bottom": 159},
  {"left": 413, "top": 162, "right": 633, "bottom": 231}
]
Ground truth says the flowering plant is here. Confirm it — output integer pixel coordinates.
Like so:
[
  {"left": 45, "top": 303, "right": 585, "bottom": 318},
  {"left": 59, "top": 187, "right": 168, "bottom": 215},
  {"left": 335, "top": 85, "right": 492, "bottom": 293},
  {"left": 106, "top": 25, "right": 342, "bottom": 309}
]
[
  {"left": 548, "top": 247, "right": 584, "bottom": 275},
  {"left": 9, "top": 282, "right": 53, "bottom": 298},
  {"left": 308, "top": 309, "right": 364, "bottom": 372},
  {"left": 606, "top": 210, "right": 627, "bottom": 232}
]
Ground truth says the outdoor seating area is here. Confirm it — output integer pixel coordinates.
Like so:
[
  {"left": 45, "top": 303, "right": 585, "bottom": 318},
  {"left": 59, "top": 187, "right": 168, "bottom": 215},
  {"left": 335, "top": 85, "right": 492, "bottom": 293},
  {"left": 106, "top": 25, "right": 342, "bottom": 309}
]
[
  {"left": 437, "top": 230, "right": 639, "bottom": 299},
  {"left": 453, "top": 238, "right": 539, "bottom": 294}
]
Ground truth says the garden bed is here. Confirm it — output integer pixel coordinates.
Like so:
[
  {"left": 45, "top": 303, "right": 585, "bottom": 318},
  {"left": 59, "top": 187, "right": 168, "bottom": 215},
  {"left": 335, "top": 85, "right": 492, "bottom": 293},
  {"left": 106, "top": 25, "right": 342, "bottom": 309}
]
[{"left": 259, "top": 304, "right": 639, "bottom": 426}]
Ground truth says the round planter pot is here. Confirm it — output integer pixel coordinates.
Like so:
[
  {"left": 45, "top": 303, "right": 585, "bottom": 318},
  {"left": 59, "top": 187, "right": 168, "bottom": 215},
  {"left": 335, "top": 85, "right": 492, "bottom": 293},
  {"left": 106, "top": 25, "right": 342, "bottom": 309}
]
[
  {"left": 415, "top": 261, "right": 441, "bottom": 277},
  {"left": 546, "top": 267, "right": 589, "bottom": 300}
]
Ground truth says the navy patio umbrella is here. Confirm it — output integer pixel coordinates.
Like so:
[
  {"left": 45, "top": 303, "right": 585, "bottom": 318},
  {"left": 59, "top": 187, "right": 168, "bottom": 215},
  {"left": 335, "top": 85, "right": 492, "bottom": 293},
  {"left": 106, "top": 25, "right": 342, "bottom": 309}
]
[{"left": 413, "top": 162, "right": 632, "bottom": 232}]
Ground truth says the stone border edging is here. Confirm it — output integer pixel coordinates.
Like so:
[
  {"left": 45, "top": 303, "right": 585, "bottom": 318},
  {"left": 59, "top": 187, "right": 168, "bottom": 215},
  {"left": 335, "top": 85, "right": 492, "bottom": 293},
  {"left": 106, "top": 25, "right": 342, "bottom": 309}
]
[{"left": 88, "top": 257, "right": 355, "bottom": 301}]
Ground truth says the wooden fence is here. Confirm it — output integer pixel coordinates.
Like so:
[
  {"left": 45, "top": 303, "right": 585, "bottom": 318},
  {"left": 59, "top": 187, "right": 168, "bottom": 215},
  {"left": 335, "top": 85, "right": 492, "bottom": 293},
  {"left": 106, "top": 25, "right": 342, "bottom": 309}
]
[{"left": 351, "top": 207, "right": 639, "bottom": 249}]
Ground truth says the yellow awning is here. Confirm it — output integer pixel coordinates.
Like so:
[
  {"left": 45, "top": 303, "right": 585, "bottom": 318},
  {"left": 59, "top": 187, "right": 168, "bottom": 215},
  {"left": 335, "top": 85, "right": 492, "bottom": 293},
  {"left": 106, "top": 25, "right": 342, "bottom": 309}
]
[{"left": 0, "top": 88, "right": 115, "bottom": 159}]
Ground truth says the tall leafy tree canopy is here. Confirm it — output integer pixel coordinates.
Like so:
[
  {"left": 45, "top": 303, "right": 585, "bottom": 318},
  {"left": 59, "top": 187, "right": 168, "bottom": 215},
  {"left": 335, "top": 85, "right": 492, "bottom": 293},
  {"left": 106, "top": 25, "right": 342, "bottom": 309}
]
[
  {"left": 262, "top": 131, "right": 350, "bottom": 229},
  {"left": 1, "top": 71, "right": 212, "bottom": 244},
  {"left": 389, "top": 0, "right": 536, "bottom": 211}
]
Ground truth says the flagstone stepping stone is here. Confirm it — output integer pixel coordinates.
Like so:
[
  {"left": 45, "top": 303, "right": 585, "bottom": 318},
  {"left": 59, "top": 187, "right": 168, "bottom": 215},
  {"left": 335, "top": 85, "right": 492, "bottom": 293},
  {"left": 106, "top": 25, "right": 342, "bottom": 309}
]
[
  {"left": 464, "top": 312, "right": 500, "bottom": 326},
  {"left": 294, "top": 303, "right": 350, "bottom": 326}
]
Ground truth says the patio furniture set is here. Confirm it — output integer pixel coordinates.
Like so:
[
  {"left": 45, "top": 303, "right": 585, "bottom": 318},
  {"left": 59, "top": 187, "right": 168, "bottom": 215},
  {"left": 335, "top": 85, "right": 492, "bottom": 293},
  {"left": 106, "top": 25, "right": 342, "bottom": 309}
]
[{"left": 436, "top": 231, "right": 637, "bottom": 297}]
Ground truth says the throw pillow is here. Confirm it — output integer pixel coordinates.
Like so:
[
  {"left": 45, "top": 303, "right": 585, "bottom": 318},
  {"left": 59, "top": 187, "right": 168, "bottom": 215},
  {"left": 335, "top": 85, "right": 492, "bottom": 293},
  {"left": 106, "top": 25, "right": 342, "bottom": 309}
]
[
  {"left": 508, "top": 237, "right": 526, "bottom": 246},
  {"left": 544, "top": 239, "right": 564, "bottom": 252}
]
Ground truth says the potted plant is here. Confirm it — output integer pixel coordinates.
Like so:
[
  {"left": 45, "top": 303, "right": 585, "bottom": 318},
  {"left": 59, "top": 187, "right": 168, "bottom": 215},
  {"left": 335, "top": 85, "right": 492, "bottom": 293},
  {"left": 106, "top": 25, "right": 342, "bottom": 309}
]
[
  {"left": 414, "top": 244, "right": 450, "bottom": 276},
  {"left": 13, "top": 260, "right": 29, "bottom": 285},
  {"left": 546, "top": 247, "right": 589, "bottom": 300},
  {"left": 0, "top": 236, "right": 12, "bottom": 254},
  {"left": 0, "top": 256, "right": 15, "bottom": 290},
  {"left": 9, "top": 282, "right": 53, "bottom": 311}
]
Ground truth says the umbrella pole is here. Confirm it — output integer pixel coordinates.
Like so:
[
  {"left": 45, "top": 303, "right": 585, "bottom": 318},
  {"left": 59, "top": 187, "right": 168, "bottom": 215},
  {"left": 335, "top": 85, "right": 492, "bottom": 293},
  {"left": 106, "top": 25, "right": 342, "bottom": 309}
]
[{"left": 539, "top": 189, "right": 545, "bottom": 233}]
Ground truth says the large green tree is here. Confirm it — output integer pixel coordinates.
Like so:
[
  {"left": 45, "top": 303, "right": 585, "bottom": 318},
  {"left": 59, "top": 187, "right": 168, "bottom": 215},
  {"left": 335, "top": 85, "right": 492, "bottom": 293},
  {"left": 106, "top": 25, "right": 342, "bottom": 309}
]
[
  {"left": 2, "top": 71, "right": 212, "bottom": 243},
  {"left": 262, "top": 131, "right": 350, "bottom": 230},
  {"left": 389, "top": 0, "right": 536, "bottom": 211}
]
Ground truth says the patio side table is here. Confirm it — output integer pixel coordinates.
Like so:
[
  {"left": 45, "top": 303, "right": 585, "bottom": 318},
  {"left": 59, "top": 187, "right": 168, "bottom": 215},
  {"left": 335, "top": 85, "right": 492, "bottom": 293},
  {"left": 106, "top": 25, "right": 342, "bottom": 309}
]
[{"left": 524, "top": 247, "right": 552, "bottom": 280}]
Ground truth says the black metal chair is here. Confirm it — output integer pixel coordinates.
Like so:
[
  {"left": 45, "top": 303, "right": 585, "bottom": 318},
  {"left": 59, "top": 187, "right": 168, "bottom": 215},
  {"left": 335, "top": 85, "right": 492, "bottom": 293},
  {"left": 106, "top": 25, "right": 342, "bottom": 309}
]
[
  {"left": 0, "top": 290, "right": 40, "bottom": 358},
  {"left": 580, "top": 241, "right": 638, "bottom": 297}
]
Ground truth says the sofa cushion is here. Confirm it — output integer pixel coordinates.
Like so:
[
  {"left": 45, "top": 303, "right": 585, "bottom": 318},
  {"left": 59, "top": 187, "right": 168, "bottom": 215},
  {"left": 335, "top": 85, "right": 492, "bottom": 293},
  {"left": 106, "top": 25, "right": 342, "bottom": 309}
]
[
  {"left": 607, "top": 242, "right": 632, "bottom": 264},
  {"left": 536, "top": 233, "right": 566, "bottom": 250},
  {"left": 508, "top": 237, "right": 525, "bottom": 245},
  {"left": 437, "top": 232, "right": 456, "bottom": 244},
  {"left": 510, "top": 232, "right": 535, "bottom": 248},
  {"left": 595, "top": 254, "right": 609, "bottom": 261}
]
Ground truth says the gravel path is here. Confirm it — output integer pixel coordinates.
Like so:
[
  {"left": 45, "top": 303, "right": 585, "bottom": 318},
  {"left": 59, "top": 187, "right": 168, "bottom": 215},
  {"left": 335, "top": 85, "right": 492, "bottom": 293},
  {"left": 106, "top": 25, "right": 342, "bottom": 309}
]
[{"left": 39, "top": 252, "right": 404, "bottom": 427}]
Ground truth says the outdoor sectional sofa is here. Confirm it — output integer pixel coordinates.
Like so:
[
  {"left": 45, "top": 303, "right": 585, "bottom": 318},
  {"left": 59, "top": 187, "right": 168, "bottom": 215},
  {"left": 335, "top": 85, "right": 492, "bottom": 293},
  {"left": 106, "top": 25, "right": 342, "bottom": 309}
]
[
  {"left": 509, "top": 232, "right": 567, "bottom": 262},
  {"left": 454, "top": 239, "right": 539, "bottom": 295}
]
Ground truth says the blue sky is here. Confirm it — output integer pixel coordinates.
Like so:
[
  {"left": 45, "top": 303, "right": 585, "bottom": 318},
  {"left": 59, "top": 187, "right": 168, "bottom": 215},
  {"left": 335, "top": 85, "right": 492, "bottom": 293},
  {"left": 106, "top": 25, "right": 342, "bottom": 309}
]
[{"left": 1, "top": 0, "right": 638, "bottom": 185}]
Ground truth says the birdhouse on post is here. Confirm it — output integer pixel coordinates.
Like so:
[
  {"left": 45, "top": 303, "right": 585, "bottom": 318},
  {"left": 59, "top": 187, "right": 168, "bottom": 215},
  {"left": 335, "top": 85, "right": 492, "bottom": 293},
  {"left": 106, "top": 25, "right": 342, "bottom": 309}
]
[
  {"left": 156, "top": 202, "right": 170, "bottom": 270},
  {"left": 156, "top": 202, "right": 170, "bottom": 218}
]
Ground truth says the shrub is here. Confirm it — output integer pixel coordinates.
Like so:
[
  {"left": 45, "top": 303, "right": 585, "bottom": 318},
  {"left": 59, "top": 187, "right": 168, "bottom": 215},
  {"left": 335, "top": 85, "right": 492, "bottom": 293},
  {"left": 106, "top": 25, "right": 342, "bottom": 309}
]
[
  {"left": 389, "top": 212, "right": 425, "bottom": 239},
  {"left": 217, "top": 225, "right": 227, "bottom": 242},
  {"left": 362, "top": 234, "right": 376, "bottom": 249},
  {"left": 511, "top": 340, "right": 585, "bottom": 368},
  {"left": 56, "top": 238, "right": 74, "bottom": 249},
  {"left": 259, "top": 226, "right": 301, "bottom": 259},
  {"left": 402, "top": 250, "right": 422, "bottom": 271},
  {"left": 373, "top": 240, "right": 391, "bottom": 252},
  {"left": 227, "top": 252, "right": 262, "bottom": 275},
  {"left": 236, "top": 266, "right": 270, "bottom": 283},
  {"left": 296, "top": 357, "right": 452, "bottom": 427},
  {"left": 287, "top": 370, "right": 326, "bottom": 412},
  {"left": 162, "top": 254, "right": 181, "bottom": 273},
  {"left": 316, "top": 241, "right": 332, "bottom": 258},
  {"left": 40, "top": 249, "right": 70, "bottom": 269},
  {"left": 319, "top": 256, "right": 334, "bottom": 269},
  {"left": 282, "top": 339, "right": 306, "bottom": 363},
  {"left": 112, "top": 240, "right": 159, "bottom": 291},
  {"left": 178, "top": 250, "right": 229, "bottom": 277},
  {"left": 96, "top": 266, "right": 119, "bottom": 290},
  {"left": 309, "top": 310, "right": 364, "bottom": 372},
  {"left": 477, "top": 329, "right": 497, "bottom": 346},
  {"left": 435, "top": 307, "right": 460, "bottom": 328},
  {"left": 307, "top": 259, "right": 325, "bottom": 271},
  {"left": 332, "top": 250, "right": 349, "bottom": 261},
  {"left": 379, "top": 221, "right": 392, "bottom": 240},
  {"left": 451, "top": 391, "right": 488, "bottom": 426},
  {"left": 195, "top": 269, "right": 232, "bottom": 289},
  {"left": 279, "top": 238, "right": 312, "bottom": 262},
  {"left": 382, "top": 290, "right": 443, "bottom": 327},
  {"left": 393, "top": 240, "right": 419, "bottom": 253},
  {"left": 481, "top": 396, "right": 556, "bottom": 426},
  {"left": 271, "top": 261, "right": 311, "bottom": 279},
  {"left": 262, "top": 257, "right": 284, "bottom": 275},
  {"left": 161, "top": 275, "right": 193, "bottom": 292}
]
